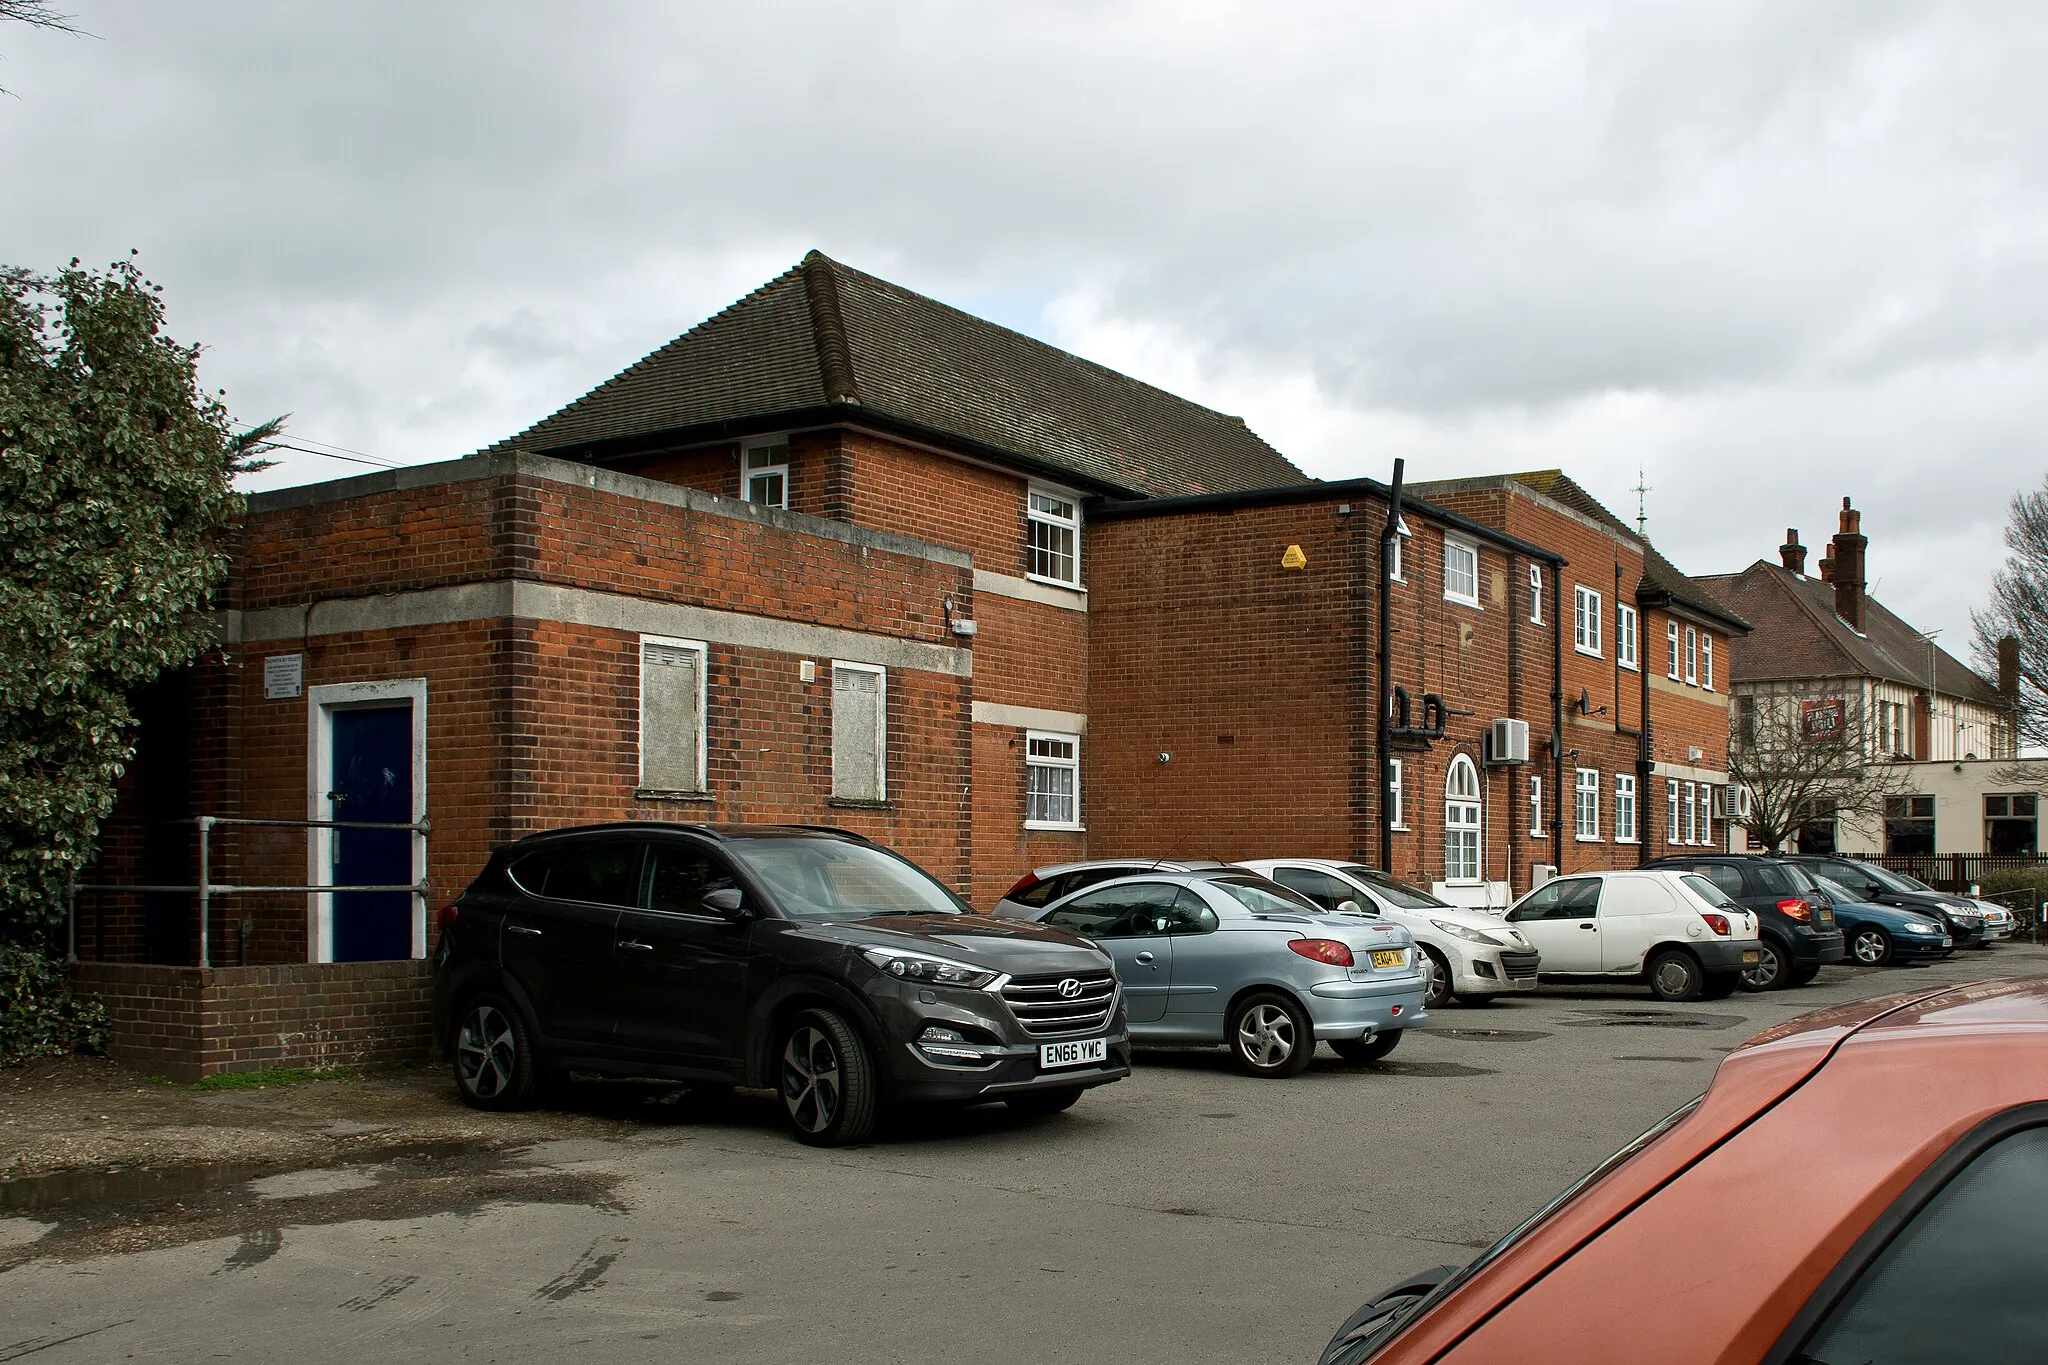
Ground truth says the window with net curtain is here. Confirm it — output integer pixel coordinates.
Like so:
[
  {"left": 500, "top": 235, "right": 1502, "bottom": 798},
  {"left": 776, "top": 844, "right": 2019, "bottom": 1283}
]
[
  {"left": 1445, "top": 756, "right": 1482, "bottom": 881},
  {"left": 1026, "top": 731, "right": 1080, "bottom": 828}
]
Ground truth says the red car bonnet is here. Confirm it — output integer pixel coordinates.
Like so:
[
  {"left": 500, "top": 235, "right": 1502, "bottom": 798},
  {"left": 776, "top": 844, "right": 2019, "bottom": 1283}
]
[{"left": 1372, "top": 982, "right": 1968, "bottom": 1363}]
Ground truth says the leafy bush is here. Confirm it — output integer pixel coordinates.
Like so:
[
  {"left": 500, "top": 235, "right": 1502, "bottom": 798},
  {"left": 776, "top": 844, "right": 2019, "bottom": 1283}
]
[{"left": 0, "top": 943, "right": 107, "bottom": 1065}]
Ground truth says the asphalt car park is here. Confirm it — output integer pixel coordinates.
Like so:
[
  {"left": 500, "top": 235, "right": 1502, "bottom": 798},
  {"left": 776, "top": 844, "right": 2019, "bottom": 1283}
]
[{"left": 5, "top": 946, "right": 2045, "bottom": 1364}]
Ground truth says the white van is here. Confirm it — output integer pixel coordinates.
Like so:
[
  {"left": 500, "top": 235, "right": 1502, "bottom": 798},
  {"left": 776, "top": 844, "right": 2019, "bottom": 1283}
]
[{"left": 1503, "top": 869, "right": 1763, "bottom": 1001}]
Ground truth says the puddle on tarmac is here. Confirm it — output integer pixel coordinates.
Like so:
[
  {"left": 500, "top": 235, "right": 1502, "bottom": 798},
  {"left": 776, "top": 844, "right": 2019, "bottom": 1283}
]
[
  {"left": 0, "top": 1140, "right": 490, "bottom": 1218},
  {"left": 0, "top": 1139, "right": 624, "bottom": 1272}
]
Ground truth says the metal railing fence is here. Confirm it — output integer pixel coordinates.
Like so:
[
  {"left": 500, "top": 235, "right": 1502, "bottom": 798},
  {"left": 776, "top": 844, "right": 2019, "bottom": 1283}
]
[{"left": 69, "top": 814, "right": 429, "bottom": 968}]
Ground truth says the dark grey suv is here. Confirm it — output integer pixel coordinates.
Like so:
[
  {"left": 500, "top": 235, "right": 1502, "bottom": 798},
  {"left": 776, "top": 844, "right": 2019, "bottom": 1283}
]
[{"left": 432, "top": 823, "right": 1130, "bottom": 1145}]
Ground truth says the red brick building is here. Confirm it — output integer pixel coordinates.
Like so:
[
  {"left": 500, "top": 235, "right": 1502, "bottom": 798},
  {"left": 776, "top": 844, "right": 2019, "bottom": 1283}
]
[{"left": 78, "top": 253, "right": 1742, "bottom": 1076}]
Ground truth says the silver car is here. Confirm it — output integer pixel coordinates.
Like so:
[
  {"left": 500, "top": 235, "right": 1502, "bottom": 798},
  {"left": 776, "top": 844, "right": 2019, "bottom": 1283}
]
[{"left": 1019, "top": 869, "right": 1429, "bottom": 1076}]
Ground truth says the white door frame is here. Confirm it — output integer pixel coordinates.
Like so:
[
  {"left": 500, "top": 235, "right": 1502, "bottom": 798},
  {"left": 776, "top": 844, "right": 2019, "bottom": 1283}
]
[{"left": 306, "top": 678, "right": 429, "bottom": 964}]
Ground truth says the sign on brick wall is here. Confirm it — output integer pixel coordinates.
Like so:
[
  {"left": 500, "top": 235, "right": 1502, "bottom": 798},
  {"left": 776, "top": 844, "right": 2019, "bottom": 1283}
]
[{"left": 264, "top": 653, "right": 303, "bottom": 700}]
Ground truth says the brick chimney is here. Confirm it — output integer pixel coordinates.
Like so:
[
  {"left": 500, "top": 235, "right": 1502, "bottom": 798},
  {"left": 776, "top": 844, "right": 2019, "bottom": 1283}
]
[
  {"left": 1999, "top": 635, "right": 2021, "bottom": 702},
  {"left": 1817, "top": 549, "right": 1835, "bottom": 582},
  {"left": 1780, "top": 529, "right": 1806, "bottom": 574},
  {"left": 1831, "top": 497, "right": 1867, "bottom": 630}
]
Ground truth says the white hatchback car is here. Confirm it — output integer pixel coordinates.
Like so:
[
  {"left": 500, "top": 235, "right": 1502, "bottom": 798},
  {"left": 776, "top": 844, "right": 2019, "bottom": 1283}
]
[
  {"left": 1233, "top": 859, "right": 1540, "bottom": 1007},
  {"left": 1503, "top": 869, "right": 1764, "bottom": 1001}
]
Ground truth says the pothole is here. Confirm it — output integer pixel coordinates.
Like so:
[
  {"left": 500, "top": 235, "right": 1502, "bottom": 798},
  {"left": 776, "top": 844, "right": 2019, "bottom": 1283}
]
[
  {"left": 1558, "top": 1009, "right": 1746, "bottom": 1031},
  {"left": 1613, "top": 1055, "right": 1706, "bottom": 1063},
  {"left": 1425, "top": 1028, "right": 1552, "bottom": 1042},
  {"left": 1366, "top": 1061, "right": 1499, "bottom": 1078}
]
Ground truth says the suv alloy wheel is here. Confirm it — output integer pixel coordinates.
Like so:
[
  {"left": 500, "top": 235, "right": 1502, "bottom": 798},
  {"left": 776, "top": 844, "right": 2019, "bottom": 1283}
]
[
  {"left": 777, "top": 1007, "right": 879, "bottom": 1147},
  {"left": 453, "top": 994, "right": 539, "bottom": 1110},
  {"left": 1742, "top": 939, "right": 1790, "bottom": 991}
]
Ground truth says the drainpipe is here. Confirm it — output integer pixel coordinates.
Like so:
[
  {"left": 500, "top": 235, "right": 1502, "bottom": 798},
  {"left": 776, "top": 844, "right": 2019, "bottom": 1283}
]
[
  {"left": 1552, "top": 571, "right": 1565, "bottom": 866},
  {"left": 1638, "top": 622, "right": 1653, "bottom": 864},
  {"left": 1377, "top": 459, "right": 1405, "bottom": 874},
  {"left": 1506, "top": 553, "right": 1521, "bottom": 893}
]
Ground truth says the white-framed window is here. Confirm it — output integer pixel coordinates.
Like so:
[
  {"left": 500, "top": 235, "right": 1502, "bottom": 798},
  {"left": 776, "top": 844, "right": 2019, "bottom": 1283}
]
[
  {"left": 1529, "top": 774, "right": 1545, "bottom": 838},
  {"left": 1445, "top": 755, "right": 1482, "bottom": 882},
  {"left": 1388, "top": 758, "right": 1407, "bottom": 830},
  {"left": 1575, "top": 767, "right": 1601, "bottom": 840},
  {"left": 831, "top": 662, "right": 886, "bottom": 802},
  {"left": 1699, "top": 785, "right": 1714, "bottom": 847},
  {"left": 1443, "top": 536, "right": 1479, "bottom": 607},
  {"left": 1701, "top": 635, "right": 1714, "bottom": 691},
  {"left": 1574, "top": 586, "right": 1603, "bottom": 657},
  {"left": 1667, "top": 779, "right": 1682, "bottom": 846},
  {"left": 1027, "top": 488, "right": 1080, "bottom": 587},
  {"left": 1680, "top": 782, "right": 1695, "bottom": 845},
  {"left": 1387, "top": 515, "right": 1411, "bottom": 583},
  {"left": 1529, "top": 564, "right": 1544, "bottom": 624},
  {"left": 1685, "top": 627, "right": 1699, "bottom": 685},
  {"left": 1667, "top": 621, "right": 1681, "bottom": 680},
  {"left": 1615, "top": 773, "right": 1638, "bottom": 843},
  {"left": 1024, "top": 731, "right": 1081, "bottom": 829},
  {"left": 1617, "top": 604, "right": 1639, "bottom": 670},
  {"left": 742, "top": 438, "right": 789, "bottom": 509},
  {"left": 639, "top": 636, "right": 708, "bottom": 793}
]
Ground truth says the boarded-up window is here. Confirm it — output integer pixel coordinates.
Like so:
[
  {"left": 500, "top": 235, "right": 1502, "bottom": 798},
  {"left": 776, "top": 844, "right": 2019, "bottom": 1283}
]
[
  {"left": 832, "top": 664, "right": 885, "bottom": 801},
  {"left": 641, "top": 640, "right": 704, "bottom": 792}
]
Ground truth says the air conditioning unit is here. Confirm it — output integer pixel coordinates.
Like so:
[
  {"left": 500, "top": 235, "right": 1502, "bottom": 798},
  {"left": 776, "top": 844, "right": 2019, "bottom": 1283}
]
[
  {"left": 1712, "top": 786, "right": 1752, "bottom": 819},
  {"left": 1487, "top": 718, "right": 1530, "bottom": 765},
  {"left": 1531, "top": 864, "right": 1559, "bottom": 887}
]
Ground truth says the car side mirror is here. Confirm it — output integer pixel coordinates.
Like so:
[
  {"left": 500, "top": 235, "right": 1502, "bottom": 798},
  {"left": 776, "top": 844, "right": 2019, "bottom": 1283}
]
[{"left": 702, "top": 886, "right": 749, "bottom": 919}]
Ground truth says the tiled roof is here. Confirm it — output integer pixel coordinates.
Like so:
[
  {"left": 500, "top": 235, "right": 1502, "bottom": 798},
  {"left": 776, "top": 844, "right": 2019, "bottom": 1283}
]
[
  {"left": 1693, "top": 562, "right": 2002, "bottom": 704},
  {"left": 486, "top": 251, "right": 1308, "bottom": 500},
  {"left": 1412, "top": 470, "right": 1748, "bottom": 632}
]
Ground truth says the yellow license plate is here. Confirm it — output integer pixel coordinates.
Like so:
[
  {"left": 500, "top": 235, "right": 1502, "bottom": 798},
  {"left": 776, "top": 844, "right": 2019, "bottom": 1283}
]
[
  {"left": 1371, "top": 949, "right": 1405, "bottom": 969},
  {"left": 1742, "top": 950, "right": 1761, "bottom": 964}
]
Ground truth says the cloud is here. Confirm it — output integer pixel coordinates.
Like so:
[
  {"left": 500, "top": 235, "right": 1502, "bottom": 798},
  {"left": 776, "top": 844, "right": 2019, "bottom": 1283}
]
[{"left": 4, "top": 0, "right": 2043, "bottom": 647}]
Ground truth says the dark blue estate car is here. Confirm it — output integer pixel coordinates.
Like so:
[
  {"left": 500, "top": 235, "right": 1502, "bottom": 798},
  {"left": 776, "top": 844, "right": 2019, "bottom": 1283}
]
[{"left": 1810, "top": 873, "right": 1953, "bottom": 967}]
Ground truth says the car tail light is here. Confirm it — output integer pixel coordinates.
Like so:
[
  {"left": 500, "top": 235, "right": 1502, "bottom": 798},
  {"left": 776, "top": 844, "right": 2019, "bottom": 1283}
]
[
  {"left": 1701, "top": 913, "right": 1731, "bottom": 936},
  {"left": 1002, "top": 873, "right": 1040, "bottom": 902},
  {"left": 1289, "top": 938, "right": 1355, "bottom": 967},
  {"left": 1777, "top": 899, "right": 1812, "bottom": 923},
  {"left": 434, "top": 903, "right": 459, "bottom": 934}
]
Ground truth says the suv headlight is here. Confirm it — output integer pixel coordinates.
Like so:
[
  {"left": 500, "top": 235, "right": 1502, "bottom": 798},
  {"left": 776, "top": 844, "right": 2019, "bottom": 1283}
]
[
  {"left": 1431, "top": 920, "right": 1497, "bottom": 945},
  {"left": 860, "top": 946, "right": 999, "bottom": 989}
]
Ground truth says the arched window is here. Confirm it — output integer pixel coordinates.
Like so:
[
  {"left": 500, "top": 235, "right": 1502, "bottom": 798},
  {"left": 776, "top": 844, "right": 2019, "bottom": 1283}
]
[{"left": 1445, "top": 755, "right": 1482, "bottom": 883}]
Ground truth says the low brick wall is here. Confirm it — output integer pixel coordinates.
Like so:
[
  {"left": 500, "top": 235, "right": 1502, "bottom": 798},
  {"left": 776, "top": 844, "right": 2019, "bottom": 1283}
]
[{"left": 72, "top": 961, "right": 435, "bottom": 1083}]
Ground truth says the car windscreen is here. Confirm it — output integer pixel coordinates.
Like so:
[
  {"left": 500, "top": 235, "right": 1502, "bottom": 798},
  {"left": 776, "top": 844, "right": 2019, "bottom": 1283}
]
[
  {"left": 1323, "top": 1096, "right": 1704, "bottom": 1364},
  {"left": 1680, "top": 874, "right": 1744, "bottom": 911},
  {"left": 1208, "top": 876, "right": 1321, "bottom": 915},
  {"left": 1339, "top": 866, "right": 1451, "bottom": 910},
  {"left": 725, "top": 839, "right": 971, "bottom": 920},
  {"left": 1813, "top": 874, "right": 1869, "bottom": 904},
  {"left": 1859, "top": 861, "right": 1930, "bottom": 895}
]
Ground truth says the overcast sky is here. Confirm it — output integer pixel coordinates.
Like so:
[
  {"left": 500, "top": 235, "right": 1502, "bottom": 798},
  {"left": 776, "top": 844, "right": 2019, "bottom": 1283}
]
[{"left": 6, "top": 2, "right": 2044, "bottom": 660}]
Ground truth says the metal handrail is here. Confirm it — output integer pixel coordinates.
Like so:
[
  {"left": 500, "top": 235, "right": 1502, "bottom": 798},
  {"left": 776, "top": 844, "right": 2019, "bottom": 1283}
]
[{"left": 69, "top": 813, "right": 431, "bottom": 967}]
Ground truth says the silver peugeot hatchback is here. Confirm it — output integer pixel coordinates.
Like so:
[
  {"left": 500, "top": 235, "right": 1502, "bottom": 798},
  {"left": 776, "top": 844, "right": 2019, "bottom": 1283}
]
[{"left": 1019, "top": 869, "right": 1429, "bottom": 1076}]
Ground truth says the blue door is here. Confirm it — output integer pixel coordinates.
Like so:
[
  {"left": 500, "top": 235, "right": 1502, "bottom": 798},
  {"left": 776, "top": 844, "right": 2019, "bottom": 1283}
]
[{"left": 331, "top": 706, "right": 414, "bottom": 962}]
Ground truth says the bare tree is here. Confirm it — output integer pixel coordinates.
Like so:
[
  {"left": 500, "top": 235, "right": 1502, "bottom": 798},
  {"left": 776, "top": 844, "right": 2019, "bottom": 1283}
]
[
  {"left": 1, "top": 0, "right": 80, "bottom": 95},
  {"left": 1727, "top": 692, "right": 1911, "bottom": 852},
  {"left": 1974, "top": 473, "right": 2048, "bottom": 757}
]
